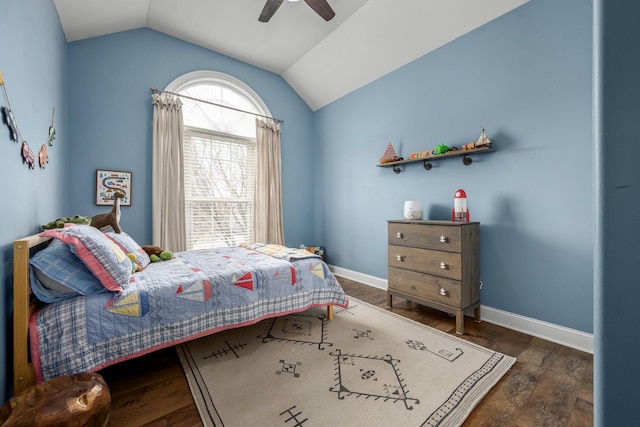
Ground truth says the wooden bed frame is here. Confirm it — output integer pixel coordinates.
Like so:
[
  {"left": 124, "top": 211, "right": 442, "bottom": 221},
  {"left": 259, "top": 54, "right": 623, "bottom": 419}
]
[
  {"left": 13, "top": 233, "right": 51, "bottom": 395},
  {"left": 12, "top": 233, "right": 335, "bottom": 395}
]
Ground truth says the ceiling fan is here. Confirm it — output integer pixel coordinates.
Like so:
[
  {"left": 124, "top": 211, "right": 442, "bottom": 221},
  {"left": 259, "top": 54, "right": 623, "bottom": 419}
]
[{"left": 259, "top": 0, "right": 335, "bottom": 23}]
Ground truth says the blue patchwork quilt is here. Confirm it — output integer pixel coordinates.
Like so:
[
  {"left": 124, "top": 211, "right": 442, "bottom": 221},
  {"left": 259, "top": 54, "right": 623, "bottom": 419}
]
[{"left": 31, "top": 246, "right": 349, "bottom": 382}]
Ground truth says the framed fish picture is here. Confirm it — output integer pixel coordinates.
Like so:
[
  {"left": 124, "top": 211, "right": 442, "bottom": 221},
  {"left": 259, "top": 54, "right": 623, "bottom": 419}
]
[{"left": 96, "top": 169, "right": 132, "bottom": 206}]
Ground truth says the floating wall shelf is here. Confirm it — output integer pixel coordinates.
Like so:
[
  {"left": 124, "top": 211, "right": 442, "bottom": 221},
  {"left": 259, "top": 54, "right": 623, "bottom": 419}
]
[{"left": 376, "top": 146, "right": 494, "bottom": 174}]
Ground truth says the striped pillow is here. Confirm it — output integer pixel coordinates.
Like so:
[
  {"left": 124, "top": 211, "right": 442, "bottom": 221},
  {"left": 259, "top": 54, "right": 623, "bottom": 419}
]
[
  {"left": 104, "top": 231, "right": 151, "bottom": 269},
  {"left": 40, "top": 224, "right": 131, "bottom": 292},
  {"left": 29, "top": 239, "right": 107, "bottom": 302}
]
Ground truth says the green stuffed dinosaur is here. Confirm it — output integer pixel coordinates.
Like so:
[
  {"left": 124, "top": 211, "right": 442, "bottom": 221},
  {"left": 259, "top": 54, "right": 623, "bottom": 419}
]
[{"left": 42, "top": 214, "right": 91, "bottom": 230}]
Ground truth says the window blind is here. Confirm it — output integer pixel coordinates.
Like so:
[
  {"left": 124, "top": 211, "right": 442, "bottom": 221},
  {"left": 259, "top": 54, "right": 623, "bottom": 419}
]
[{"left": 183, "top": 127, "right": 256, "bottom": 250}]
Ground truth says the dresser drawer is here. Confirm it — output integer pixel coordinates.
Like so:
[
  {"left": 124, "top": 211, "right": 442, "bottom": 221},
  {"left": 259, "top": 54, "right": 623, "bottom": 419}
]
[
  {"left": 388, "top": 244, "right": 461, "bottom": 280},
  {"left": 388, "top": 267, "right": 461, "bottom": 307},
  {"left": 388, "top": 222, "right": 462, "bottom": 252}
]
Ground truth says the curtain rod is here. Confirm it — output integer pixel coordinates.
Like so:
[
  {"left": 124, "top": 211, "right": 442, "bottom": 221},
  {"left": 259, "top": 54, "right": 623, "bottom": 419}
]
[{"left": 150, "top": 87, "right": 283, "bottom": 124}]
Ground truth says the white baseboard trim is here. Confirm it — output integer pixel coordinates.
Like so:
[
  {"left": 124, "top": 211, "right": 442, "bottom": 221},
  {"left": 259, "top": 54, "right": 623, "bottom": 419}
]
[
  {"left": 480, "top": 306, "right": 593, "bottom": 354},
  {"left": 330, "top": 265, "right": 388, "bottom": 290},
  {"left": 328, "top": 265, "right": 593, "bottom": 354}
]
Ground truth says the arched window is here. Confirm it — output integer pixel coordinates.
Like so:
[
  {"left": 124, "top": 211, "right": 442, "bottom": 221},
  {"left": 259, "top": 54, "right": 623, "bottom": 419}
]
[{"left": 166, "top": 71, "right": 272, "bottom": 249}]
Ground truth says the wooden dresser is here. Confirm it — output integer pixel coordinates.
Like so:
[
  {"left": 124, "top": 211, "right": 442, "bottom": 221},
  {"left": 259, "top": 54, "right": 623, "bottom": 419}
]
[{"left": 387, "top": 220, "right": 481, "bottom": 334}]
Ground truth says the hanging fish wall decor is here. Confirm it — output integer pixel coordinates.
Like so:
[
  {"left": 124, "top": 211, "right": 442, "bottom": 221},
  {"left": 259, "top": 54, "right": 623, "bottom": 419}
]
[
  {"left": 48, "top": 107, "right": 56, "bottom": 146},
  {"left": 39, "top": 144, "right": 49, "bottom": 169},
  {"left": 22, "top": 140, "right": 35, "bottom": 169},
  {"left": 0, "top": 70, "right": 19, "bottom": 143},
  {"left": 1, "top": 69, "right": 51, "bottom": 170}
]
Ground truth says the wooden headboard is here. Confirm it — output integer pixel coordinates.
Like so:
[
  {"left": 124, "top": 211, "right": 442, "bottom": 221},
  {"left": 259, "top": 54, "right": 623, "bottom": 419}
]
[{"left": 13, "top": 233, "right": 51, "bottom": 395}]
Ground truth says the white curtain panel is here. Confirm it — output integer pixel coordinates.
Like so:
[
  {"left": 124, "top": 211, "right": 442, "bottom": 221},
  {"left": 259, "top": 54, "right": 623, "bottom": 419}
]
[
  {"left": 152, "top": 93, "right": 187, "bottom": 252},
  {"left": 254, "top": 119, "right": 285, "bottom": 245}
]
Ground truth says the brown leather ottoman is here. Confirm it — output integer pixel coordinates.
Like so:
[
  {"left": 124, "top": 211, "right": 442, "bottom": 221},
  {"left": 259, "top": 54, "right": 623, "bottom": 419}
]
[{"left": 0, "top": 372, "right": 110, "bottom": 427}]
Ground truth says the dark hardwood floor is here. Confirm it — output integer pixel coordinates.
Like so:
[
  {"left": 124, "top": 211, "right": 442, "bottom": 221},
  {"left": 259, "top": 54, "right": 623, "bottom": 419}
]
[{"left": 100, "top": 277, "right": 593, "bottom": 426}]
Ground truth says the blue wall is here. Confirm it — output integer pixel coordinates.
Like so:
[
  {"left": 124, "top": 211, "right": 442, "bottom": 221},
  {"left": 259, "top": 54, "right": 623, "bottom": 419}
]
[
  {"left": 0, "top": 0, "right": 68, "bottom": 404},
  {"left": 67, "top": 28, "right": 315, "bottom": 248},
  {"left": 594, "top": 1, "right": 640, "bottom": 425},
  {"left": 314, "top": 0, "right": 593, "bottom": 333},
  {"left": 8, "top": 1, "right": 640, "bottom": 423}
]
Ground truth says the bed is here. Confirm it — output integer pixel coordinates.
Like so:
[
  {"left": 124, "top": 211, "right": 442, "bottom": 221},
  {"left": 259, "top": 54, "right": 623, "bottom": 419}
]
[{"left": 13, "top": 225, "right": 348, "bottom": 395}]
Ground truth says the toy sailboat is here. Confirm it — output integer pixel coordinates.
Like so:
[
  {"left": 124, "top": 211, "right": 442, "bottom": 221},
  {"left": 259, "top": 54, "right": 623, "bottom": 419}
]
[
  {"left": 379, "top": 141, "right": 402, "bottom": 164},
  {"left": 475, "top": 128, "right": 492, "bottom": 148}
]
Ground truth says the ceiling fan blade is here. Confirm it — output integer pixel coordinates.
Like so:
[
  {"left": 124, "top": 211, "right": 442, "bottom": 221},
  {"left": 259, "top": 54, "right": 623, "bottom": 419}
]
[
  {"left": 259, "top": 0, "right": 285, "bottom": 22},
  {"left": 303, "top": 0, "right": 335, "bottom": 21}
]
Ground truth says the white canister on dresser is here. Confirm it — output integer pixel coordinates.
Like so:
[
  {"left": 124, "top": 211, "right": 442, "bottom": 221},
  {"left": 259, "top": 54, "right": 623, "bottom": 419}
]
[{"left": 403, "top": 201, "right": 423, "bottom": 220}]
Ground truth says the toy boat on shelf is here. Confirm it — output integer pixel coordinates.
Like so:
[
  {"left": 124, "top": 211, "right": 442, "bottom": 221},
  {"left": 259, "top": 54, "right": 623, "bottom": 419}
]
[
  {"left": 379, "top": 141, "right": 403, "bottom": 164},
  {"left": 475, "top": 128, "right": 492, "bottom": 148}
]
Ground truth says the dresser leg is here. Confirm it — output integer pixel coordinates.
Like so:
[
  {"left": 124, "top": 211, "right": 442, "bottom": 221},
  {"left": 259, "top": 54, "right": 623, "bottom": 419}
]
[
  {"left": 455, "top": 309, "right": 464, "bottom": 335},
  {"left": 474, "top": 305, "right": 481, "bottom": 323},
  {"left": 387, "top": 292, "right": 393, "bottom": 308}
]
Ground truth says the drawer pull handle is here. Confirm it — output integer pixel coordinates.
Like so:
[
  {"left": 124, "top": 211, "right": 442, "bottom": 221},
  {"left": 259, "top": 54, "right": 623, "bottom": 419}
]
[
  {"left": 396, "top": 254, "right": 403, "bottom": 261},
  {"left": 440, "top": 235, "right": 446, "bottom": 243},
  {"left": 439, "top": 287, "right": 447, "bottom": 296},
  {"left": 440, "top": 261, "right": 446, "bottom": 270},
  {"left": 396, "top": 232, "right": 403, "bottom": 239}
]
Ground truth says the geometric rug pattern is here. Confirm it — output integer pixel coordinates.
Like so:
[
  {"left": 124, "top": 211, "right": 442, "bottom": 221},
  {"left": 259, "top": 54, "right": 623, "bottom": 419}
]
[{"left": 177, "top": 298, "right": 516, "bottom": 426}]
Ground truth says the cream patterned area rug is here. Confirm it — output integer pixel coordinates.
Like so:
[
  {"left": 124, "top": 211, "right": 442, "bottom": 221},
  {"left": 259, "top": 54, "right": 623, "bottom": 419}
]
[{"left": 177, "top": 298, "right": 516, "bottom": 427}]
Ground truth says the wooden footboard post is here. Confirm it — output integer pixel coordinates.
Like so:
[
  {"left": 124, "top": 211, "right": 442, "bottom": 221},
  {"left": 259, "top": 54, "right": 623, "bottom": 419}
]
[
  {"left": 13, "top": 234, "right": 50, "bottom": 395},
  {"left": 326, "top": 305, "right": 334, "bottom": 320}
]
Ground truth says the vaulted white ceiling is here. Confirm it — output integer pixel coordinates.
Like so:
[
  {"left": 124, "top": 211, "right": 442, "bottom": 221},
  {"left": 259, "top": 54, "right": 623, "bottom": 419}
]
[{"left": 53, "top": 0, "right": 528, "bottom": 111}]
